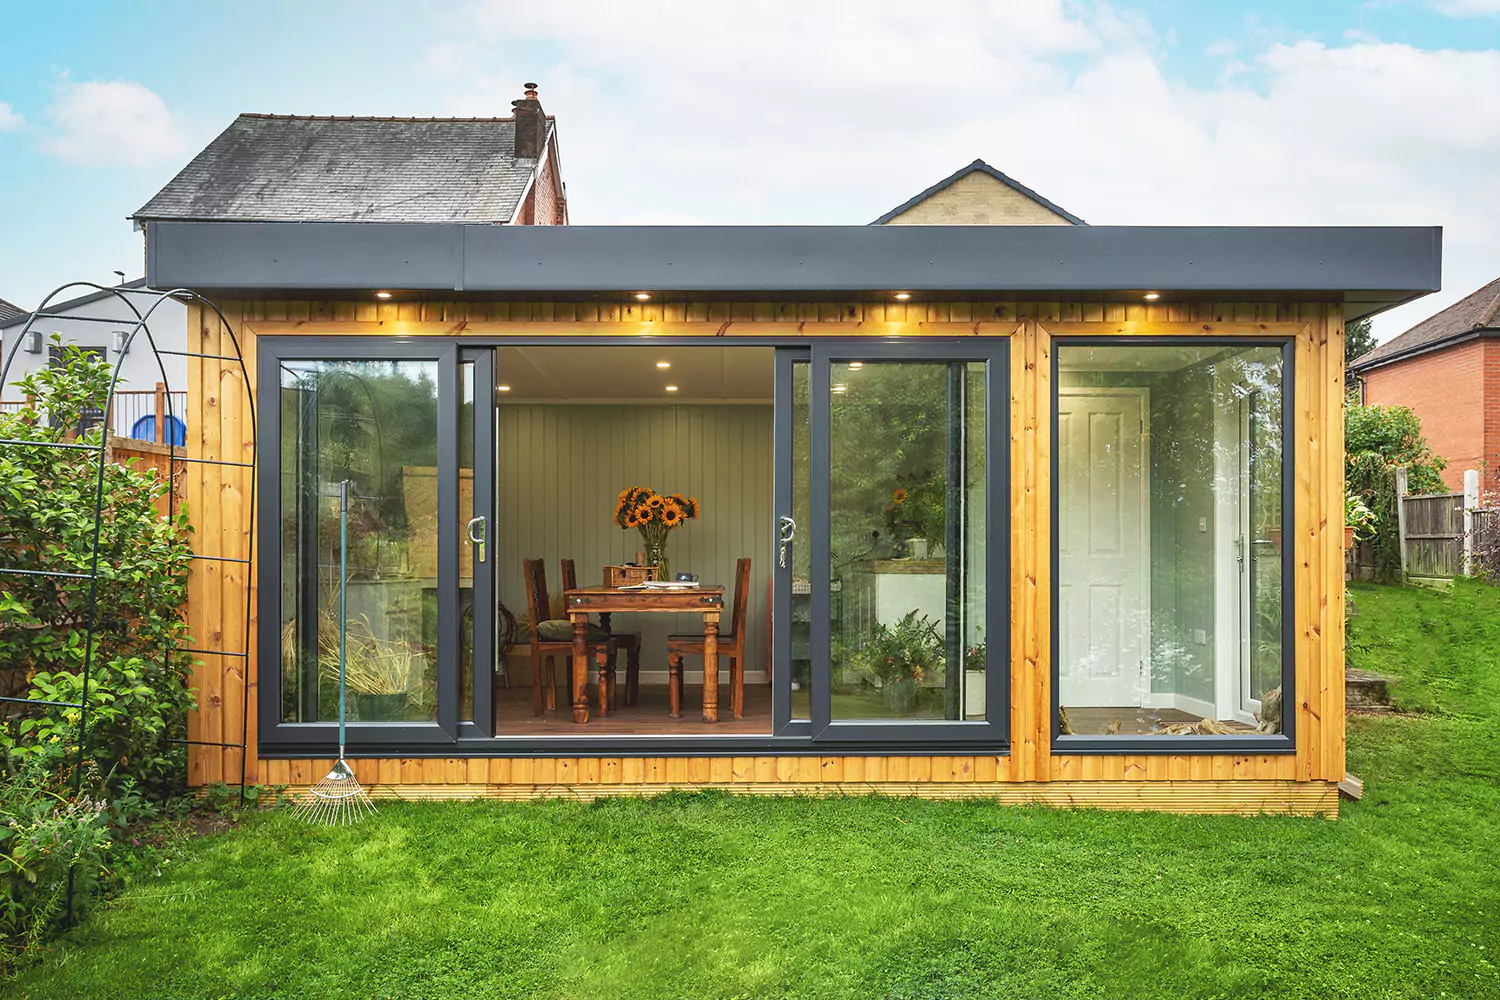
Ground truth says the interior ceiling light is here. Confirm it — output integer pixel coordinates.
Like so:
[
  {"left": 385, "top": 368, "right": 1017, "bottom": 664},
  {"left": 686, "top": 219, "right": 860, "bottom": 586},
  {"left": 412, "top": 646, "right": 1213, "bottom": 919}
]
[
  {"left": 831, "top": 384, "right": 848, "bottom": 393},
  {"left": 664, "top": 384, "right": 679, "bottom": 392},
  {"left": 894, "top": 292, "right": 912, "bottom": 300},
  {"left": 656, "top": 361, "right": 672, "bottom": 369},
  {"left": 635, "top": 292, "right": 652, "bottom": 301},
  {"left": 375, "top": 290, "right": 393, "bottom": 299},
  {"left": 847, "top": 362, "right": 864, "bottom": 370},
  {"left": 1143, "top": 292, "right": 1161, "bottom": 300},
  {"left": 497, "top": 384, "right": 512, "bottom": 392}
]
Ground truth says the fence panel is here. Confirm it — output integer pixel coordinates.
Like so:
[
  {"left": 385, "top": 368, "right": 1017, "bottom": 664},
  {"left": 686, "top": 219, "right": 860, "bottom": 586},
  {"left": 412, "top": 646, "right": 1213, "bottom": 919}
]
[{"left": 1402, "top": 492, "right": 1465, "bottom": 578}]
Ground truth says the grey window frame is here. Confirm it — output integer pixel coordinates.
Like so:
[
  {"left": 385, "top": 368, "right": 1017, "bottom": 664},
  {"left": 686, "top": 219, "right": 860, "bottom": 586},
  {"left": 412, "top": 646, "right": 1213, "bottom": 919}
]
[
  {"left": 1049, "top": 336, "right": 1297, "bottom": 755},
  {"left": 257, "top": 334, "right": 1012, "bottom": 757}
]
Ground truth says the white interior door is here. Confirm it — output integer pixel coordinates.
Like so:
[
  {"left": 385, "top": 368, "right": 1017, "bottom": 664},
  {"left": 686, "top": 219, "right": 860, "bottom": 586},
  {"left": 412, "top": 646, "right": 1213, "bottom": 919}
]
[{"left": 1058, "top": 389, "right": 1149, "bottom": 708}]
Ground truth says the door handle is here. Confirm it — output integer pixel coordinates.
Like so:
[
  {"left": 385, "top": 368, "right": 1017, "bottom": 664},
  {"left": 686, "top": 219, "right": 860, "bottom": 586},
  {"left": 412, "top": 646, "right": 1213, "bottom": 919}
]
[
  {"left": 777, "top": 515, "right": 796, "bottom": 569},
  {"left": 466, "top": 515, "right": 487, "bottom": 563}
]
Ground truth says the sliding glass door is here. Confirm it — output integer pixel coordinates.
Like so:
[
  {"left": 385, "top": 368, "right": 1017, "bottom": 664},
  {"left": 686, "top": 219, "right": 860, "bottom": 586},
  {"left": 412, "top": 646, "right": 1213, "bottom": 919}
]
[
  {"left": 265, "top": 342, "right": 463, "bottom": 745},
  {"left": 779, "top": 341, "right": 1008, "bottom": 745}
]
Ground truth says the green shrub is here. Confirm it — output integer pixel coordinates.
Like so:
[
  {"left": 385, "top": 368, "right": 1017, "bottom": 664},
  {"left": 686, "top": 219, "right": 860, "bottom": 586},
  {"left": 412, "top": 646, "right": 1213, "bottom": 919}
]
[
  {"left": 0, "top": 752, "right": 112, "bottom": 963},
  {"left": 1345, "top": 403, "right": 1447, "bottom": 495},
  {"left": 0, "top": 341, "right": 195, "bottom": 799}
]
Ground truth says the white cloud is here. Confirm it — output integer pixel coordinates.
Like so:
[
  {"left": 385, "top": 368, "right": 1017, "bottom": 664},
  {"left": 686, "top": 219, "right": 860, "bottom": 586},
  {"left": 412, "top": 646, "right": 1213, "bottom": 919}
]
[
  {"left": 0, "top": 101, "right": 24, "bottom": 131},
  {"left": 432, "top": 1, "right": 1494, "bottom": 339},
  {"left": 40, "top": 79, "right": 192, "bottom": 167},
  {"left": 1431, "top": 0, "right": 1500, "bottom": 16}
]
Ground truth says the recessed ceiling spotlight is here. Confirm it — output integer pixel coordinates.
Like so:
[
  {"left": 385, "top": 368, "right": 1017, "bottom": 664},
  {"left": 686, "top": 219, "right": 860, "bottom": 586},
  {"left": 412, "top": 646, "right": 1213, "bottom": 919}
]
[
  {"left": 894, "top": 292, "right": 912, "bottom": 301},
  {"left": 831, "top": 384, "right": 848, "bottom": 393},
  {"left": 1143, "top": 292, "right": 1161, "bottom": 301},
  {"left": 375, "top": 290, "right": 393, "bottom": 300},
  {"left": 497, "top": 384, "right": 512, "bottom": 392},
  {"left": 656, "top": 361, "right": 672, "bottom": 369},
  {"left": 846, "top": 362, "right": 864, "bottom": 370},
  {"left": 635, "top": 292, "right": 652, "bottom": 301},
  {"left": 664, "top": 384, "right": 679, "bottom": 392}
]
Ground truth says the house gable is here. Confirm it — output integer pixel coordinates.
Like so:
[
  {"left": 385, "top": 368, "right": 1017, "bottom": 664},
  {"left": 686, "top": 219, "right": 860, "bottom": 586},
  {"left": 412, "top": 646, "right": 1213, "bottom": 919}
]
[{"left": 874, "top": 159, "right": 1084, "bottom": 226}]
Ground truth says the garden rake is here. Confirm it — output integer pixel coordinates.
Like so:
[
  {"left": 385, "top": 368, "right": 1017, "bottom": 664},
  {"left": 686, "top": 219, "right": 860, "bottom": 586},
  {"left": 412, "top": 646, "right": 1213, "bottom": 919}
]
[{"left": 297, "top": 479, "right": 377, "bottom": 825}]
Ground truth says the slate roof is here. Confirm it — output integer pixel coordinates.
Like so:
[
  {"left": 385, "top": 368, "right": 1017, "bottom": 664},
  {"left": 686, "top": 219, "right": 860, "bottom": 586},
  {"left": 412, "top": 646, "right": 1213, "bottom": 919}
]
[
  {"left": 870, "top": 158, "right": 1087, "bottom": 226},
  {"left": 1352, "top": 275, "right": 1500, "bottom": 371},
  {"left": 133, "top": 114, "right": 554, "bottom": 224},
  {"left": 0, "top": 297, "right": 23, "bottom": 323}
]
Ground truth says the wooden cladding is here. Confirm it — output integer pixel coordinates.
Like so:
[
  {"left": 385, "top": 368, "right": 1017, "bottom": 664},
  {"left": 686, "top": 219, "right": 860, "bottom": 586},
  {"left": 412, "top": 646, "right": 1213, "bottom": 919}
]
[{"left": 184, "top": 297, "right": 1345, "bottom": 808}]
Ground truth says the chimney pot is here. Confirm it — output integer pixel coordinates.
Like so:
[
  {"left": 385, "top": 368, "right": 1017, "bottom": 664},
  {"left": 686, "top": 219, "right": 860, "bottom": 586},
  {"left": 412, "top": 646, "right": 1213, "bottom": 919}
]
[{"left": 511, "top": 83, "right": 546, "bottom": 160}]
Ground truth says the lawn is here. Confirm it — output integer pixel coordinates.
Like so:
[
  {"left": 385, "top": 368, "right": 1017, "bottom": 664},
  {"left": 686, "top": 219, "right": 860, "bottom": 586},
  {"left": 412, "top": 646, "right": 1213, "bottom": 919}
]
[{"left": 6, "top": 582, "right": 1499, "bottom": 999}]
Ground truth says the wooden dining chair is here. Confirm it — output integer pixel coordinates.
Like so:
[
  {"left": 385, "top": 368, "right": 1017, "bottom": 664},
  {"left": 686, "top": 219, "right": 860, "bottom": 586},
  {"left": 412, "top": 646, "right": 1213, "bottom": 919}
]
[
  {"left": 667, "top": 557, "right": 751, "bottom": 719},
  {"left": 561, "top": 558, "right": 642, "bottom": 707},
  {"left": 522, "top": 558, "right": 616, "bottom": 717}
]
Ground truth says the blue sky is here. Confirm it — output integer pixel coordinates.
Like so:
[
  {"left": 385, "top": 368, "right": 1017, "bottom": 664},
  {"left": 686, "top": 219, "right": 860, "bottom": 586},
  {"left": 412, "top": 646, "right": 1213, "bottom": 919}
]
[{"left": 2, "top": 0, "right": 1497, "bottom": 338}]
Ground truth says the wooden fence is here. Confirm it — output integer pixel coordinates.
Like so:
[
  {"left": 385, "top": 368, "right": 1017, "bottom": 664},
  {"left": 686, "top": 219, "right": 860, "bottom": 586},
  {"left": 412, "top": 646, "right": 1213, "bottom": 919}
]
[{"left": 1395, "top": 468, "right": 1485, "bottom": 580}]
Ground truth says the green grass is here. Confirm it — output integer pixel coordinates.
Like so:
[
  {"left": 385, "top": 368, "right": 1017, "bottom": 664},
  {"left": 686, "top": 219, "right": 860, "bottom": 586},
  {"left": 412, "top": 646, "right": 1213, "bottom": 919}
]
[{"left": 7, "top": 583, "right": 1500, "bottom": 999}]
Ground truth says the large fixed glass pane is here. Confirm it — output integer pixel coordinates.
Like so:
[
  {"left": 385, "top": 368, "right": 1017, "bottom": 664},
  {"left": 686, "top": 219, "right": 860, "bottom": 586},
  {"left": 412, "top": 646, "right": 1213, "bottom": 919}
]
[
  {"left": 827, "top": 360, "right": 987, "bottom": 722},
  {"left": 278, "top": 359, "right": 442, "bottom": 723},
  {"left": 1055, "top": 343, "right": 1286, "bottom": 737}
]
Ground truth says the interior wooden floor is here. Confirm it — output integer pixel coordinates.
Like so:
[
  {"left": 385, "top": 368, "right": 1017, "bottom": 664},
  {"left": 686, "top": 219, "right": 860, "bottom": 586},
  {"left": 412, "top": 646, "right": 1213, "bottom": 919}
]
[{"left": 492, "top": 680, "right": 776, "bottom": 735}]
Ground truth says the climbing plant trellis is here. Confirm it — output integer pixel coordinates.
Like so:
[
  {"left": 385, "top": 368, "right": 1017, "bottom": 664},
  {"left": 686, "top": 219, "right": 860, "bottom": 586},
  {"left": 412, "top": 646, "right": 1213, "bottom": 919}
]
[{"left": 0, "top": 282, "right": 255, "bottom": 919}]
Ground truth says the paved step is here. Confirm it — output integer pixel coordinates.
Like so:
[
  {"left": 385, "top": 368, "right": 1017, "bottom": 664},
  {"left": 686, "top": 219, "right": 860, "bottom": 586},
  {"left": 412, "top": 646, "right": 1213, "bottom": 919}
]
[{"left": 1347, "top": 668, "right": 1396, "bottom": 709}]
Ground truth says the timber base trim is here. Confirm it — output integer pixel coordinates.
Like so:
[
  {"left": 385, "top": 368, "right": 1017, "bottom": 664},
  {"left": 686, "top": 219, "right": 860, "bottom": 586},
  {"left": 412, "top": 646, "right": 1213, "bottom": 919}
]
[{"left": 272, "top": 779, "right": 1339, "bottom": 817}]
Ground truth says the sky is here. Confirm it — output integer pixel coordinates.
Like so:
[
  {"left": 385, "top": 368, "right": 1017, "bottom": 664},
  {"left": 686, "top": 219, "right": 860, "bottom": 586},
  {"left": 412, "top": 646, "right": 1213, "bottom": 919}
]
[{"left": 1, "top": 0, "right": 1497, "bottom": 341}]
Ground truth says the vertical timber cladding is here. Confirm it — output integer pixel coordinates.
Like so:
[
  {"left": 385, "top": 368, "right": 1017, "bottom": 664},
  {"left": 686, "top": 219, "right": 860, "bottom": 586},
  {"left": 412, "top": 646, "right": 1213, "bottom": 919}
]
[{"left": 187, "top": 297, "right": 1345, "bottom": 809}]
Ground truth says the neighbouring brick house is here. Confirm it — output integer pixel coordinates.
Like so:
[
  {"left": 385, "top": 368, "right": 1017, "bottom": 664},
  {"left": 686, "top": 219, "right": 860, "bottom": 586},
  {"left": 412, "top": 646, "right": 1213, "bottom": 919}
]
[
  {"left": 133, "top": 83, "right": 567, "bottom": 229},
  {"left": 1351, "top": 276, "right": 1500, "bottom": 494},
  {"left": 873, "top": 158, "right": 1085, "bottom": 226}
]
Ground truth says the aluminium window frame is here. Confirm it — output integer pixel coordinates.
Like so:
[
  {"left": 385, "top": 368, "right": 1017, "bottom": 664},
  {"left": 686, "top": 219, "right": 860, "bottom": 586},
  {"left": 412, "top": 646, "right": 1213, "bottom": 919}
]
[
  {"left": 256, "top": 334, "right": 1013, "bottom": 757},
  {"left": 1048, "top": 335, "right": 1297, "bottom": 755}
]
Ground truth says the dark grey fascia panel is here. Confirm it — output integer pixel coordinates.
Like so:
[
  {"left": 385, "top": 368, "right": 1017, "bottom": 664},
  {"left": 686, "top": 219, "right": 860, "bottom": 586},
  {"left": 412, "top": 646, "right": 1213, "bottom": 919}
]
[
  {"left": 147, "top": 221, "right": 1442, "bottom": 297},
  {"left": 148, "top": 220, "right": 463, "bottom": 291}
]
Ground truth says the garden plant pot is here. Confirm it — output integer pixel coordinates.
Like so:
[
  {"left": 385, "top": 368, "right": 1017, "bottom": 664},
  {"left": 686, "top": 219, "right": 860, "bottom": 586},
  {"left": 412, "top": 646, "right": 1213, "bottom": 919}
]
[
  {"left": 881, "top": 677, "right": 918, "bottom": 714},
  {"left": 354, "top": 692, "right": 407, "bottom": 721},
  {"left": 964, "top": 669, "right": 986, "bottom": 718},
  {"left": 1344, "top": 525, "right": 1356, "bottom": 550}
]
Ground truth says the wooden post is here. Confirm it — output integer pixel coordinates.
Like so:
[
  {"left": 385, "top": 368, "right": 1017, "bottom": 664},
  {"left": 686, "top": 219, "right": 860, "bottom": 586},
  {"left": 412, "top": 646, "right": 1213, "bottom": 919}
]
[
  {"left": 1463, "top": 469, "right": 1480, "bottom": 575},
  {"left": 1395, "top": 466, "right": 1409, "bottom": 579},
  {"left": 154, "top": 381, "right": 166, "bottom": 444}
]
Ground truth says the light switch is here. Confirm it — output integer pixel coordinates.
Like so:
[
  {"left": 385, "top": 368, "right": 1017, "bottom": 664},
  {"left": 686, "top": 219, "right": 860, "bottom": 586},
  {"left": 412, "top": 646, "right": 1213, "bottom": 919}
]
[
  {"left": 1194, "top": 629, "right": 1207, "bottom": 645},
  {"left": 1198, "top": 516, "right": 1207, "bottom": 532}
]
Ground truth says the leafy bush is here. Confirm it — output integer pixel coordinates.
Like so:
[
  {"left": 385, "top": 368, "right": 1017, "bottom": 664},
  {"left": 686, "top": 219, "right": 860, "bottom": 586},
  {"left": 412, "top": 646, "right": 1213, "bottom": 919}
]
[
  {"left": 1345, "top": 403, "right": 1448, "bottom": 495},
  {"left": 0, "top": 752, "right": 112, "bottom": 963},
  {"left": 0, "top": 342, "right": 195, "bottom": 798}
]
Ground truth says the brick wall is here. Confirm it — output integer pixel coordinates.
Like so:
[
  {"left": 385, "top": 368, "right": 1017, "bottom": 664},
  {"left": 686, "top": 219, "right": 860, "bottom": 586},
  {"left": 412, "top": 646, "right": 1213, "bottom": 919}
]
[
  {"left": 1361, "top": 339, "right": 1488, "bottom": 493},
  {"left": 884, "top": 172, "right": 1074, "bottom": 225}
]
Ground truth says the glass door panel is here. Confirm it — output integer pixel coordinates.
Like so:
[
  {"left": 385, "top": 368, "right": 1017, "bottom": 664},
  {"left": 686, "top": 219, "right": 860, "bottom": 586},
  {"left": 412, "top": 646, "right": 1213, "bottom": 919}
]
[
  {"left": 808, "top": 343, "right": 1007, "bottom": 744},
  {"left": 460, "top": 349, "right": 496, "bottom": 735},
  {"left": 276, "top": 356, "right": 451, "bottom": 730}
]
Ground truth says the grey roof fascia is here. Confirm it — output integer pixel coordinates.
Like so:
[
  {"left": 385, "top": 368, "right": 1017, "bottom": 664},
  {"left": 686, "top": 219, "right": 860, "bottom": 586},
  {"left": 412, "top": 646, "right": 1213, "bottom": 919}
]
[
  {"left": 0, "top": 278, "right": 150, "bottom": 330},
  {"left": 870, "top": 159, "right": 1088, "bottom": 226},
  {"left": 145, "top": 221, "right": 1442, "bottom": 299}
]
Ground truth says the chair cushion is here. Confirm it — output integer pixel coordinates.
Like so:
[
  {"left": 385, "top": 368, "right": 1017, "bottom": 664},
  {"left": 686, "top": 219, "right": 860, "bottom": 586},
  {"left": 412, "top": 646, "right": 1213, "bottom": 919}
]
[
  {"left": 667, "top": 633, "right": 737, "bottom": 645},
  {"left": 535, "top": 619, "right": 611, "bottom": 643}
]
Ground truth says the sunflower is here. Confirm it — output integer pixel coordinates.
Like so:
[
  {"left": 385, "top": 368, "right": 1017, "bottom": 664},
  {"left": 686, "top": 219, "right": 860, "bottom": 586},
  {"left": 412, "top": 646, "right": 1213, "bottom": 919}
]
[
  {"left": 892, "top": 488, "right": 908, "bottom": 504},
  {"left": 633, "top": 503, "right": 655, "bottom": 524},
  {"left": 648, "top": 496, "right": 665, "bottom": 509},
  {"left": 661, "top": 505, "right": 682, "bottom": 526},
  {"left": 680, "top": 496, "right": 700, "bottom": 519}
]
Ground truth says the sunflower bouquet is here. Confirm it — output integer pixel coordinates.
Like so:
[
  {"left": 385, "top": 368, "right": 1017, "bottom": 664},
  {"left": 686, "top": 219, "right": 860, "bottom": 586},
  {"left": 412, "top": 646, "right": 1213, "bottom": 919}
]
[{"left": 614, "top": 486, "right": 700, "bottom": 577}]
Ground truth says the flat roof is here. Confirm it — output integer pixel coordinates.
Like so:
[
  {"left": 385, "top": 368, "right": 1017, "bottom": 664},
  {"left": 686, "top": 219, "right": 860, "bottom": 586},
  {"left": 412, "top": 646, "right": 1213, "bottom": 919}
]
[{"left": 145, "top": 222, "right": 1441, "bottom": 319}]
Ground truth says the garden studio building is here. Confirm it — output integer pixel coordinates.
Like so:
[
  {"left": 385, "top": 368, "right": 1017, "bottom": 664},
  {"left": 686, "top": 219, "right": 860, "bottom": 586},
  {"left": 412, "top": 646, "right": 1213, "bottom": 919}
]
[{"left": 135, "top": 141, "right": 1440, "bottom": 812}]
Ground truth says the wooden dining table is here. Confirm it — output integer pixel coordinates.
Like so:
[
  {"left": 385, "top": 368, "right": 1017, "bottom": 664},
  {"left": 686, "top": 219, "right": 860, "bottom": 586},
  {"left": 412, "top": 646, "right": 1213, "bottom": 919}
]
[{"left": 563, "top": 585, "right": 725, "bottom": 724}]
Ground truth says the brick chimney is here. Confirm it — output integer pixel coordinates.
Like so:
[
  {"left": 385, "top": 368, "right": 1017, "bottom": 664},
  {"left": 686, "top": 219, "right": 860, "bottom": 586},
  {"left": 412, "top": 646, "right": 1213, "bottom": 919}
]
[{"left": 511, "top": 82, "right": 546, "bottom": 161}]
